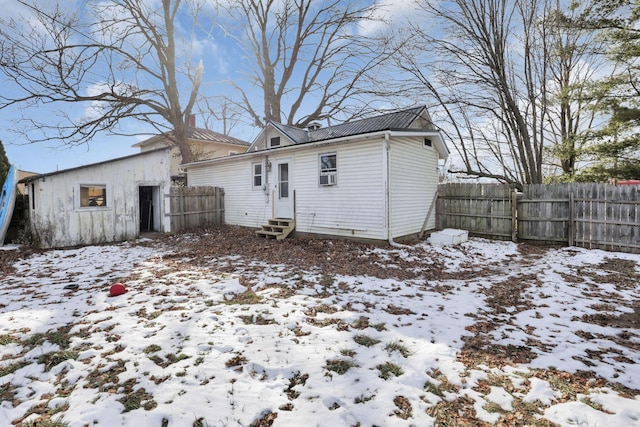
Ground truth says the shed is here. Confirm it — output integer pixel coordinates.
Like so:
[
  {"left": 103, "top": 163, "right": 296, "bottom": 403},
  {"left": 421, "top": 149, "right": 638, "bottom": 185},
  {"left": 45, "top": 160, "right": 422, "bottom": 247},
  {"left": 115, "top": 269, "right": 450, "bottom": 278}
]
[
  {"left": 184, "top": 106, "right": 448, "bottom": 242},
  {"left": 20, "top": 148, "right": 172, "bottom": 248}
]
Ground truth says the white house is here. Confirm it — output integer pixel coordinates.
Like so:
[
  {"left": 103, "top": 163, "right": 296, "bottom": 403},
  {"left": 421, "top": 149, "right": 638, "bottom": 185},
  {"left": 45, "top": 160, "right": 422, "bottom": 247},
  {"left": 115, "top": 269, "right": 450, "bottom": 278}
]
[
  {"left": 184, "top": 106, "right": 449, "bottom": 242},
  {"left": 20, "top": 148, "right": 172, "bottom": 248}
]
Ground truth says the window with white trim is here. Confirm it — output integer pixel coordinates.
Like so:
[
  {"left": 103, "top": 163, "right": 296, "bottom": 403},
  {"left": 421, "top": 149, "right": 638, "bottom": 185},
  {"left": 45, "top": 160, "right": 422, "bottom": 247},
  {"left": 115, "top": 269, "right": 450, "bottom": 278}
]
[
  {"left": 79, "top": 184, "right": 108, "bottom": 208},
  {"left": 252, "top": 162, "right": 263, "bottom": 188},
  {"left": 319, "top": 153, "right": 337, "bottom": 186},
  {"left": 269, "top": 136, "right": 281, "bottom": 148}
]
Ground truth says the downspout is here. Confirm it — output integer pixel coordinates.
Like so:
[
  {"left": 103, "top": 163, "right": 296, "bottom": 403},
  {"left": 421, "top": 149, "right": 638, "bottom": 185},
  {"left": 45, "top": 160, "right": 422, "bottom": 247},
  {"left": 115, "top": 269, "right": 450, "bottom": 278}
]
[
  {"left": 263, "top": 122, "right": 270, "bottom": 203},
  {"left": 385, "top": 132, "right": 410, "bottom": 249}
]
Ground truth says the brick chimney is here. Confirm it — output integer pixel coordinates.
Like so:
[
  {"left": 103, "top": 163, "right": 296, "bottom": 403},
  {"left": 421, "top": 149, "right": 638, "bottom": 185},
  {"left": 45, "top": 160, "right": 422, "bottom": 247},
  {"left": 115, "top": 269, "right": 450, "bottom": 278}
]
[{"left": 189, "top": 114, "right": 196, "bottom": 128}]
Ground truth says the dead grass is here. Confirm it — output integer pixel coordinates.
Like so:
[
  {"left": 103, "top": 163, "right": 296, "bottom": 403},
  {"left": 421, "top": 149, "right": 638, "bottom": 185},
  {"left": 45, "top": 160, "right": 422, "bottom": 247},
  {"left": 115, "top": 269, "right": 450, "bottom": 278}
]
[
  {"left": 325, "top": 359, "right": 358, "bottom": 375},
  {"left": 376, "top": 361, "right": 404, "bottom": 380},
  {"left": 224, "top": 289, "right": 262, "bottom": 305},
  {"left": 353, "top": 334, "right": 380, "bottom": 347}
]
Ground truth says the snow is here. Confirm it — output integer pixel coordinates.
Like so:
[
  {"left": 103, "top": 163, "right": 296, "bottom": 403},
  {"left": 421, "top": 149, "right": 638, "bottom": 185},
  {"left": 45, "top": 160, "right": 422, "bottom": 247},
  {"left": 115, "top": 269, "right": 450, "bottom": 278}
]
[
  {"left": 524, "top": 378, "right": 561, "bottom": 405},
  {"left": 1, "top": 234, "right": 639, "bottom": 426}
]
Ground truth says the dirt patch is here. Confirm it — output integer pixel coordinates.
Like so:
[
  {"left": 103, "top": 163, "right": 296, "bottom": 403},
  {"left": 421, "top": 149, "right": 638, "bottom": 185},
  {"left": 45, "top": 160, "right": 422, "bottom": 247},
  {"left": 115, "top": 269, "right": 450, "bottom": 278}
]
[
  {"left": 578, "top": 307, "right": 640, "bottom": 329},
  {"left": 0, "top": 246, "right": 40, "bottom": 275},
  {"left": 461, "top": 274, "right": 544, "bottom": 366},
  {"left": 163, "top": 226, "right": 449, "bottom": 281}
]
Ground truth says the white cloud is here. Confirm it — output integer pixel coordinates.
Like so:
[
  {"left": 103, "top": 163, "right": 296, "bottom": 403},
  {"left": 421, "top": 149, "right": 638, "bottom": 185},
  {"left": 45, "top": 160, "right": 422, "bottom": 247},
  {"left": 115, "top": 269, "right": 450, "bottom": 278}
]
[{"left": 82, "top": 81, "right": 130, "bottom": 121}]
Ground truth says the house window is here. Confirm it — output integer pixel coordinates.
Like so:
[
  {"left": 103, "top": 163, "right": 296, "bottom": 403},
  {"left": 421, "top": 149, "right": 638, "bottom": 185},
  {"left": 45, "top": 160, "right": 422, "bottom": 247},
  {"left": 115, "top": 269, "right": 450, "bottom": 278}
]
[
  {"left": 424, "top": 138, "right": 432, "bottom": 147},
  {"left": 270, "top": 136, "right": 281, "bottom": 148},
  {"left": 319, "top": 153, "right": 337, "bottom": 186},
  {"left": 253, "top": 162, "right": 263, "bottom": 188},
  {"left": 79, "top": 184, "right": 107, "bottom": 207}
]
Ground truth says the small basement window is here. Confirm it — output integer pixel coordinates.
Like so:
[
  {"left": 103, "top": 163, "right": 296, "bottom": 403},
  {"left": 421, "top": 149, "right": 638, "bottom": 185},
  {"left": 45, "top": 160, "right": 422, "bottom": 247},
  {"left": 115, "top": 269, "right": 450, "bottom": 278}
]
[
  {"left": 270, "top": 136, "right": 281, "bottom": 148},
  {"left": 252, "top": 162, "right": 263, "bottom": 188},
  {"left": 80, "top": 184, "right": 107, "bottom": 208},
  {"left": 319, "top": 153, "right": 337, "bottom": 186}
]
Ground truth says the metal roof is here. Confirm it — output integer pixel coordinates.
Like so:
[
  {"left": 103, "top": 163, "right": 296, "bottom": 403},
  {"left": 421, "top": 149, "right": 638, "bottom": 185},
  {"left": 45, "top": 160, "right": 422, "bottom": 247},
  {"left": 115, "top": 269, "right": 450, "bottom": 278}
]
[
  {"left": 133, "top": 127, "right": 250, "bottom": 148},
  {"left": 187, "top": 128, "right": 250, "bottom": 146},
  {"left": 270, "top": 106, "right": 432, "bottom": 144}
]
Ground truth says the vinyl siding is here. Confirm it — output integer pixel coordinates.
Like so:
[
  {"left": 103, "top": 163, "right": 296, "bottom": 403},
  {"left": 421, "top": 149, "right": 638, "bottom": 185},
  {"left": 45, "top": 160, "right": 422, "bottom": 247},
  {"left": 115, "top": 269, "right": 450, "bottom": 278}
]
[
  {"left": 187, "top": 139, "right": 387, "bottom": 239},
  {"left": 188, "top": 157, "right": 272, "bottom": 228},
  {"left": 389, "top": 136, "right": 439, "bottom": 237},
  {"left": 291, "top": 139, "right": 386, "bottom": 240},
  {"left": 186, "top": 134, "right": 440, "bottom": 241}
]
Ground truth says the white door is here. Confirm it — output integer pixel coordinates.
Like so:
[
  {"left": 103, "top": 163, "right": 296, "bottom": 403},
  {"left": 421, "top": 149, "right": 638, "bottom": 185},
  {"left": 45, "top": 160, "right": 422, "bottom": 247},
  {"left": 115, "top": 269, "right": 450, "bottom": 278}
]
[{"left": 274, "top": 159, "right": 294, "bottom": 218}]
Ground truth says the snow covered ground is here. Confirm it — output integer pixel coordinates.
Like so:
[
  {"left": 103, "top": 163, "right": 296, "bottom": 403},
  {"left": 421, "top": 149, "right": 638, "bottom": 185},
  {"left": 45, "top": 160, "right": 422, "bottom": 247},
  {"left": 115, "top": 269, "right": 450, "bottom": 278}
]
[{"left": 1, "top": 228, "right": 639, "bottom": 426}]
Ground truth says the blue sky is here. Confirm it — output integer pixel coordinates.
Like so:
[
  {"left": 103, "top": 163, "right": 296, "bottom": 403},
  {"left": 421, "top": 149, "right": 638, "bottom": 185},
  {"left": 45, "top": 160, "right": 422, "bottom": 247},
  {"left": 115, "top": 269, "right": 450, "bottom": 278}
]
[
  {"left": 1, "top": 0, "right": 419, "bottom": 174},
  {"left": 0, "top": 0, "right": 250, "bottom": 173}
]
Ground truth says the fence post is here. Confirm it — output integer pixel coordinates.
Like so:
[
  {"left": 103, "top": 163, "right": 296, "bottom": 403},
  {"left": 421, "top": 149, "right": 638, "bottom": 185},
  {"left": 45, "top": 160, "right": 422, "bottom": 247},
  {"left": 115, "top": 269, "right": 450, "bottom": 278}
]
[
  {"left": 179, "top": 188, "right": 186, "bottom": 230},
  {"left": 215, "top": 187, "right": 222, "bottom": 225},
  {"left": 511, "top": 189, "right": 518, "bottom": 242},
  {"left": 568, "top": 191, "right": 574, "bottom": 247}
]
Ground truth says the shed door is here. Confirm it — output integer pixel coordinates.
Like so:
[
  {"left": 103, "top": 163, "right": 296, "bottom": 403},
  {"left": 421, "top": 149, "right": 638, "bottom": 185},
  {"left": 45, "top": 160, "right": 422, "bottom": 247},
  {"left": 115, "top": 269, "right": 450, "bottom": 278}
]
[
  {"left": 274, "top": 159, "right": 294, "bottom": 219},
  {"left": 139, "top": 186, "right": 160, "bottom": 232}
]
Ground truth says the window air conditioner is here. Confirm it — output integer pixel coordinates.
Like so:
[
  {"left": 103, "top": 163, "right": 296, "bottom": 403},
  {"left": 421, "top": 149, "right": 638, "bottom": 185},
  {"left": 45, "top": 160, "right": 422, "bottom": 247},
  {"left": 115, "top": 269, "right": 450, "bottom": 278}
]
[{"left": 320, "top": 173, "right": 337, "bottom": 186}]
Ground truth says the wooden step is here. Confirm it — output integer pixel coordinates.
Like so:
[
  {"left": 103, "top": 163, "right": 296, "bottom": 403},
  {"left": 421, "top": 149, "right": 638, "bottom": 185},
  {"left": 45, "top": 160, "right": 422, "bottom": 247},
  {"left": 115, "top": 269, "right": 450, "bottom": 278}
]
[{"left": 256, "top": 218, "right": 295, "bottom": 240}]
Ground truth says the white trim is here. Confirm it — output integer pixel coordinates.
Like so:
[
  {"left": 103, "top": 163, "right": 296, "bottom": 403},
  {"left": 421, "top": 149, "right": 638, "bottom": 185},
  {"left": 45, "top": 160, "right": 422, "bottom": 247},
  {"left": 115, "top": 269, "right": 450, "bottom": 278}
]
[
  {"left": 274, "top": 158, "right": 294, "bottom": 218},
  {"left": 252, "top": 161, "right": 263, "bottom": 189},
  {"left": 318, "top": 152, "right": 337, "bottom": 186}
]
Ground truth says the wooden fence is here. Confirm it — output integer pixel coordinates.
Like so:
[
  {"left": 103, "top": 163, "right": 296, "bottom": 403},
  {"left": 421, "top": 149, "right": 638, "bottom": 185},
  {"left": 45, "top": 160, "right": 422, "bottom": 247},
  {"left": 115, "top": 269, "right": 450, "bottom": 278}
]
[
  {"left": 436, "top": 183, "right": 640, "bottom": 253},
  {"left": 169, "top": 186, "right": 224, "bottom": 232},
  {"left": 436, "top": 183, "right": 515, "bottom": 240}
]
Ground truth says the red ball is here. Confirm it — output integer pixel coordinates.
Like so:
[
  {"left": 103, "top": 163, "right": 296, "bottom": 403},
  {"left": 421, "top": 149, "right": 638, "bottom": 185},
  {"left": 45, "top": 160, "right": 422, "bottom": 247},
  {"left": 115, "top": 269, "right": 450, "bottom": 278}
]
[{"left": 109, "top": 283, "right": 127, "bottom": 296}]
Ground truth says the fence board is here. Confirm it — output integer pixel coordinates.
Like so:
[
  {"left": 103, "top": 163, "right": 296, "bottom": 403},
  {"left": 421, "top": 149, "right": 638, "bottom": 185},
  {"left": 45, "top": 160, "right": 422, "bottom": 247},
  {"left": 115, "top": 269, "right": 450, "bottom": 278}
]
[{"left": 169, "top": 186, "right": 224, "bottom": 232}]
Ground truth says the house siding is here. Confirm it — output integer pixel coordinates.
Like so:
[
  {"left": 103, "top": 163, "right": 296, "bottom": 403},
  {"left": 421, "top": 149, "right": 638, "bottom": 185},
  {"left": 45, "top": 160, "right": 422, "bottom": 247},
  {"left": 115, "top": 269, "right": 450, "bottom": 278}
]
[
  {"left": 292, "top": 139, "right": 386, "bottom": 240},
  {"left": 188, "top": 157, "right": 272, "bottom": 228},
  {"left": 28, "top": 149, "right": 171, "bottom": 248},
  {"left": 389, "top": 136, "right": 439, "bottom": 237},
  {"left": 188, "top": 139, "right": 388, "bottom": 240}
]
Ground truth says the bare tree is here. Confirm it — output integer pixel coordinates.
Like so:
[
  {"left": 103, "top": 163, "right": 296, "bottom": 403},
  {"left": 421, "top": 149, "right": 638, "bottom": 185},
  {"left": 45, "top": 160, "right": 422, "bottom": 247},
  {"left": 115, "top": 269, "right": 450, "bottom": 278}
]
[
  {"left": 0, "top": 0, "right": 204, "bottom": 163},
  {"left": 389, "top": 0, "right": 603, "bottom": 186},
  {"left": 196, "top": 96, "right": 246, "bottom": 135},
  {"left": 215, "top": 0, "right": 395, "bottom": 128}
]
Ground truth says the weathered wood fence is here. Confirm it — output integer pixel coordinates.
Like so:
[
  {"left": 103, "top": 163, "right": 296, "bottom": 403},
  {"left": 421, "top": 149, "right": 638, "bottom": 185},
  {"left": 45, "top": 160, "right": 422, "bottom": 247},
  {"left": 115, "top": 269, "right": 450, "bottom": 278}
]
[
  {"left": 436, "top": 183, "right": 640, "bottom": 253},
  {"left": 169, "top": 186, "right": 224, "bottom": 232}
]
